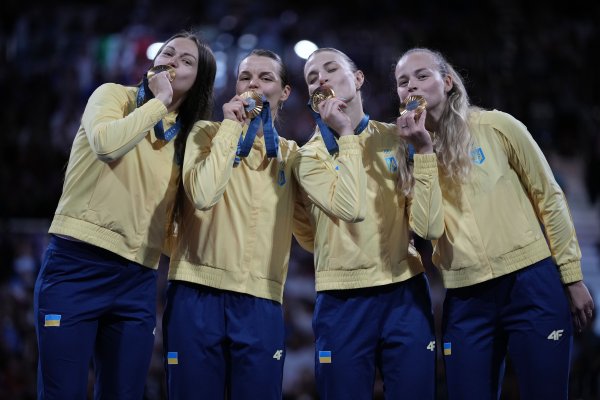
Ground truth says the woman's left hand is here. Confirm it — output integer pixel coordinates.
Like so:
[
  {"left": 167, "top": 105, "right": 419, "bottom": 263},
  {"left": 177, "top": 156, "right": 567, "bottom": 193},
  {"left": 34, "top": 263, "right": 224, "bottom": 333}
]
[{"left": 566, "top": 280, "right": 595, "bottom": 332}]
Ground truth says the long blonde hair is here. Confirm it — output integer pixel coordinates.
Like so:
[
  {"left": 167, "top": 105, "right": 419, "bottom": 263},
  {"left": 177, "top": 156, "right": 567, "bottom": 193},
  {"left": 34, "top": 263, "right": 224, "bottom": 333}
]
[
  {"left": 397, "top": 141, "right": 413, "bottom": 196},
  {"left": 398, "top": 48, "right": 476, "bottom": 183}
]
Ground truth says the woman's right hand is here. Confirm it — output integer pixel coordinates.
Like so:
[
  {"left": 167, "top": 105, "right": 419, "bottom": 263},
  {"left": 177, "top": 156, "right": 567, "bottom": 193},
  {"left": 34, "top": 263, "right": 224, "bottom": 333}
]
[
  {"left": 222, "top": 95, "right": 249, "bottom": 124},
  {"left": 396, "top": 109, "right": 433, "bottom": 154},
  {"left": 318, "top": 97, "right": 353, "bottom": 136},
  {"left": 148, "top": 71, "right": 173, "bottom": 108}
]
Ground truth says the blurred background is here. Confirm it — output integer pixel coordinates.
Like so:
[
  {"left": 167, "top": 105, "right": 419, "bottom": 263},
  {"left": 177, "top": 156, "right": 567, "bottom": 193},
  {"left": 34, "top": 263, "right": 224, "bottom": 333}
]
[{"left": 1, "top": 0, "right": 600, "bottom": 398}]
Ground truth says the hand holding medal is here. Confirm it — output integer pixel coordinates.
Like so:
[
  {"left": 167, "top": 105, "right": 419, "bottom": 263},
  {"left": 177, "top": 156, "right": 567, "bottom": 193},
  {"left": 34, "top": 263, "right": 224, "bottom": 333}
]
[
  {"left": 146, "top": 65, "right": 176, "bottom": 109},
  {"left": 397, "top": 95, "right": 432, "bottom": 155},
  {"left": 399, "top": 95, "right": 426, "bottom": 119},
  {"left": 240, "top": 90, "right": 264, "bottom": 119},
  {"left": 309, "top": 85, "right": 336, "bottom": 113},
  {"left": 146, "top": 65, "right": 176, "bottom": 81},
  {"left": 398, "top": 95, "right": 427, "bottom": 129},
  {"left": 233, "top": 90, "right": 278, "bottom": 166},
  {"left": 136, "top": 64, "right": 180, "bottom": 142},
  {"left": 306, "top": 84, "right": 369, "bottom": 154}
]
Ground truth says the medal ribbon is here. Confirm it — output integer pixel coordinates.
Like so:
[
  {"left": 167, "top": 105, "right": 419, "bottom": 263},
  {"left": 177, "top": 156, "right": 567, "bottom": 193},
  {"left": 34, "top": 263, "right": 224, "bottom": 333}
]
[
  {"left": 136, "top": 76, "right": 180, "bottom": 142},
  {"left": 307, "top": 101, "right": 370, "bottom": 155},
  {"left": 234, "top": 100, "right": 279, "bottom": 166}
]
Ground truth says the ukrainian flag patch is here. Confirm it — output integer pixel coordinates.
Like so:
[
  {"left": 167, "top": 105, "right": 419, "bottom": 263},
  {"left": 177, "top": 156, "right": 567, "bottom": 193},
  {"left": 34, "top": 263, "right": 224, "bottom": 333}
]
[
  {"left": 318, "top": 350, "right": 332, "bottom": 364},
  {"left": 44, "top": 314, "right": 61, "bottom": 327},
  {"left": 443, "top": 342, "right": 452, "bottom": 356},
  {"left": 167, "top": 352, "right": 179, "bottom": 365}
]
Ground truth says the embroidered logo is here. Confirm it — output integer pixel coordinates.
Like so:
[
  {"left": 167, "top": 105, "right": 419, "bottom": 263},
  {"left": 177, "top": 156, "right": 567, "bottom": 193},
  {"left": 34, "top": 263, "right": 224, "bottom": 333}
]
[
  {"left": 273, "top": 350, "right": 283, "bottom": 360},
  {"left": 471, "top": 147, "right": 485, "bottom": 164},
  {"left": 547, "top": 330, "right": 564, "bottom": 341},
  {"left": 385, "top": 156, "right": 398, "bottom": 173},
  {"left": 427, "top": 341, "right": 436, "bottom": 352}
]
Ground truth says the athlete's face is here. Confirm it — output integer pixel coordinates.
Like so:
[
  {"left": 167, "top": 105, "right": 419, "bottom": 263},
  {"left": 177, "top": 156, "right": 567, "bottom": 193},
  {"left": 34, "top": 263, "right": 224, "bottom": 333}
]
[
  {"left": 236, "top": 55, "right": 291, "bottom": 110},
  {"left": 153, "top": 37, "right": 199, "bottom": 98},
  {"left": 304, "top": 50, "right": 363, "bottom": 103},
  {"left": 395, "top": 51, "right": 452, "bottom": 116}
]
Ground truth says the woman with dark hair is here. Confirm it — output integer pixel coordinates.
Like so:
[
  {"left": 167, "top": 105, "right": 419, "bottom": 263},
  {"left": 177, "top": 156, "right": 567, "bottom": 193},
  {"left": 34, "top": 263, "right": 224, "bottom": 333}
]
[
  {"left": 395, "top": 47, "right": 594, "bottom": 399},
  {"left": 33, "top": 31, "right": 216, "bottom": 399},
  {"left": 163, "top": 49, "right": 310, "bottom": 400}
]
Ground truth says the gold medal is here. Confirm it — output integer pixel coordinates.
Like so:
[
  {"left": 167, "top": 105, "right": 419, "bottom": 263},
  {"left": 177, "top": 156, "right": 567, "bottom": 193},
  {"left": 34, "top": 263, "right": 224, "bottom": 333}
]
[
  {"left": 240, "top": 90, "right": 264, "bottom": 119},
  {"left": 310, "top": 85, "right": 335, "bottom": 113},
  {"left": 399, "top": 95, "right": 427, "bottom": 117},
  {"left": 147, "top": 65, "right": 176, "bottom": 81}
]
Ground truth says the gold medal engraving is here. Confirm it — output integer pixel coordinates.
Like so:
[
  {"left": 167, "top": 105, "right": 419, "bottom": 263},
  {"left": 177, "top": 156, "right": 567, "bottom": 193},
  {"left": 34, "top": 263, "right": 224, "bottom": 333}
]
[
  {"left": 310, "top": 85, "right": 336, "bottom": 113},
  {"left": 399, "top": 95, "right": 427, "bottom": 117},
  {"left": 240, "top": 90, "right": 264, "bottom": 119},
  {"left": 147, "top": 65, "right": 176, "bottom": 81}
]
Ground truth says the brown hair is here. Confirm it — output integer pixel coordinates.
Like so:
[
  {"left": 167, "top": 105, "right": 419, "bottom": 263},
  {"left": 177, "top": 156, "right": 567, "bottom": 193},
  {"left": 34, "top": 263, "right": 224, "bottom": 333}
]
[{"left": 159, "top": 31, "right": 216, "bottom": 238}]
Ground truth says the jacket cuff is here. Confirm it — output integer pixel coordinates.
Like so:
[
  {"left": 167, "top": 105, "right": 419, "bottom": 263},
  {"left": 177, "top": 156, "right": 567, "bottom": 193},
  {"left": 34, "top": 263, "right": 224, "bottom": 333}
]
[
  {"left": 146, "top": 98, "right": 169, "bottom": 124},
  {"left": 216, "top": 119, "right": 243, "bottom": 145},
  {"left": 338, "top": 135, "right": 361, "bottom": 156},
  {"left": 413, "top": 153, "right": 438, "bottom": 173},
  {"left": 559, "top": 260, "right": 584, "bottom": 284}
]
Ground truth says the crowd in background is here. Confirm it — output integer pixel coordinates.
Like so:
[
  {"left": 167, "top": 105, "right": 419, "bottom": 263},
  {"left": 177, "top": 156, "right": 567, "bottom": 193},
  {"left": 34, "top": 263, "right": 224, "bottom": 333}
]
[{"left": 1, "top": 0, "right": 600, "bottom": 398}]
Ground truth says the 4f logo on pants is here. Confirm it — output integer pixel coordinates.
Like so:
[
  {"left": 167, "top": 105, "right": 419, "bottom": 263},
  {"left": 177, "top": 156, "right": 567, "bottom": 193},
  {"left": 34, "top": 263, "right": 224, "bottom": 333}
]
[
  {"left": 547, "top": 329, "right": 564, "bottom": 341},
  {"left": 272, "top": 350, "right": 283, "bottom": 360}
]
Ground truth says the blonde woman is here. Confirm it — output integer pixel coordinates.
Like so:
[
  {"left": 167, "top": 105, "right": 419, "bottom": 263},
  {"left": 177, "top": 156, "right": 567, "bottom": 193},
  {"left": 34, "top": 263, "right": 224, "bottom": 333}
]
[{"left": 395, "top": 47, "right": 594, "bottom": 400}]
